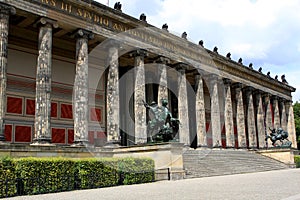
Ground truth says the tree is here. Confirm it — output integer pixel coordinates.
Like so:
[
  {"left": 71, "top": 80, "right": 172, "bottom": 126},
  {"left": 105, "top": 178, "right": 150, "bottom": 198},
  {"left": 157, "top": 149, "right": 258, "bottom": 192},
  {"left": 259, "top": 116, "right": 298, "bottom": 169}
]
[{"left": 293, "top": 101, "right": 300, "bottom": 149}]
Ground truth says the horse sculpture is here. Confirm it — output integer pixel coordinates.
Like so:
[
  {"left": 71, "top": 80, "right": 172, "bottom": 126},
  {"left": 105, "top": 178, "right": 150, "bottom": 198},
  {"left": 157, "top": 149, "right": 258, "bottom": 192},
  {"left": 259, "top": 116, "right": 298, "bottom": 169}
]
[
  {"left": 265, "top": 127, "right": 292, "bottom": 147},
  {"left": 143, "top": 99, "right": 180, "bottom": 143}
]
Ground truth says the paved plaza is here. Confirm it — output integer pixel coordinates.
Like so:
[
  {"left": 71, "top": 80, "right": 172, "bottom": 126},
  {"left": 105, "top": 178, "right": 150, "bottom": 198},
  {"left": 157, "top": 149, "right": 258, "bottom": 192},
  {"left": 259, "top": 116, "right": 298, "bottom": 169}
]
[{"left": 7, "top": 168, "right": 300, "bottom": 200}]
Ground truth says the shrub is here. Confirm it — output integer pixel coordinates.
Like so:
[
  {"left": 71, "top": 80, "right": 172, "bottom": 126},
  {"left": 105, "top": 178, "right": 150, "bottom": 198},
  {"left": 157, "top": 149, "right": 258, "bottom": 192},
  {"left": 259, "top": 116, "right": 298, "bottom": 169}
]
[
  {"left": 117, "top": 157, "right": 155, "bottom": 185},
  {"left": 75, "top": 158, "right": 119, "bottom": 189},
  {"left": 295, "top": 155, "right": 300, "bottom": 168},
  {"left": 15, "top": 157, "right": 76, "bottom": 195},
  {"left": 0, "top": 156, "right": 16, "bottom": 197},
  {"left": 0, "top": 156, "right": 155, "bottom": 197}
]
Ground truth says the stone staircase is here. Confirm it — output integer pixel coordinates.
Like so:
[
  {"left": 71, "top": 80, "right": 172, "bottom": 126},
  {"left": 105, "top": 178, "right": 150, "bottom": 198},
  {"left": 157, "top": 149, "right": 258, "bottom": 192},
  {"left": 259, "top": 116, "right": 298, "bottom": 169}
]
[{"left": 183, "top": 148, "right": 289, "bottom": 178}]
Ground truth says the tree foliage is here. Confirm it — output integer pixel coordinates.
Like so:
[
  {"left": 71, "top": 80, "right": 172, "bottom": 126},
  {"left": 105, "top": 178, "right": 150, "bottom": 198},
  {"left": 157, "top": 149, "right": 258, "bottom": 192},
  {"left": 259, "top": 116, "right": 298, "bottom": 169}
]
[{"left": 293, "top": 101, "right": 300, "bottom": 148}]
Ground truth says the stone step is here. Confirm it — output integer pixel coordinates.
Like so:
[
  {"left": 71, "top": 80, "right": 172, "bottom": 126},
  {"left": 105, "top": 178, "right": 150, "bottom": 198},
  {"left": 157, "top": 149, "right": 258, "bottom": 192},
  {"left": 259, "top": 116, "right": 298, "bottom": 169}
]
[{"left": 182, "top": 149, "right": 288, "bottom": 178}]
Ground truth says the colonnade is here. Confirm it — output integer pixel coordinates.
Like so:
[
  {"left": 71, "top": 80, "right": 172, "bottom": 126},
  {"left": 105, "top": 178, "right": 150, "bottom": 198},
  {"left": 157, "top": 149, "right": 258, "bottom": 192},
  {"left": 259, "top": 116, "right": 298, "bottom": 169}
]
[{"left": 0, "top": 3, "right": 296, "bottom": 149}]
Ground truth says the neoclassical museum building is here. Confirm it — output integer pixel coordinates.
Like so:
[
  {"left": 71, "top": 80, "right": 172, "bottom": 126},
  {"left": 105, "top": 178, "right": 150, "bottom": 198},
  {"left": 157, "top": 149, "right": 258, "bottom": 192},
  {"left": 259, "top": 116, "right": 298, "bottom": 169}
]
[{"left": 0, "top": 0, "right": 297, "bottom": 152}]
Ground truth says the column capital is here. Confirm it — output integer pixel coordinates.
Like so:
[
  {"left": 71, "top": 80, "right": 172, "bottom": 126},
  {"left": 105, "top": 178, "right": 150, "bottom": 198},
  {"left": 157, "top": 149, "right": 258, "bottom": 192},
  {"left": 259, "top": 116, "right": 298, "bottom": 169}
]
[
  {"left": 154, "top": 56, "right": 170, "bottom": 65},
  {"left": 232, "top": 82, "right": 243, "bottom": 90},
  {"left": 37, "top": 17, "right": 58, "bottom": 29},
  {"left": 105, "top": 39, "right": 122, "bottom": 49},
  {"left": 174, "top": 62, "right": 189, "bottom": 72},
  {"left": 0, "top": 3, "right": 16, "bottom": 15},
  {"left": 129, "top": 49, "right": 148, "bottom": 58},
  {"left": 222, "top": 78, "right": 232, "bottom": 86},
  {"left": 271, "top": 95, "right": 279, "bottom": 102},
  {"left": 284, "top": 100, "right": 293, "bottom": 106},
  {"left": 73, "top": 29, "right": 94, "bottom": 40},
  {"left": 243, "top": 86, "right": 254, "bottom": 94}
]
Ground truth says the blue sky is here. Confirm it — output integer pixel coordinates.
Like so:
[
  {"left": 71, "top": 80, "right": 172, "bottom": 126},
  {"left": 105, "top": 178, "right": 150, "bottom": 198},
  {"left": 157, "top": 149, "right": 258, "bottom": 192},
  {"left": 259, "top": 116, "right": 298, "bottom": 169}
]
[{"left": 96, "top": 0, "right": 300, "bottom": 101}]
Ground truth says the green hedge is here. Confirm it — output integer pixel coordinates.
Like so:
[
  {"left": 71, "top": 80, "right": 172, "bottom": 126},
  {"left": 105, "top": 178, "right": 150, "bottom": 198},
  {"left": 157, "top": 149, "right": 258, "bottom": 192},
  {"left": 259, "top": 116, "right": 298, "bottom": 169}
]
[
  {"left": 0, "top": 156, "right": 16, "bottom": 197},
  {"left": 117, "top": 157, "right": 155, "bottom": 185},
  {"left": 15, "top": 157, "right": 76, "bottom": 195},
  {"left": 295, "top": 155, "right": 300, "bottom": 168},
  {"left": 0, "top": 156, "right": 155, "bottom": 197}
]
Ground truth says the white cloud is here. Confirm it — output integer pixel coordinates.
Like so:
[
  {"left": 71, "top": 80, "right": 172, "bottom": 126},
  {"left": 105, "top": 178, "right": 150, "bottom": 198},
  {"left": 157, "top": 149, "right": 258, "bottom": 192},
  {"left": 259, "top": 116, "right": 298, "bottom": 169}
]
[{"left": 95, "top": 0, "right": 300, "bottom": 101}]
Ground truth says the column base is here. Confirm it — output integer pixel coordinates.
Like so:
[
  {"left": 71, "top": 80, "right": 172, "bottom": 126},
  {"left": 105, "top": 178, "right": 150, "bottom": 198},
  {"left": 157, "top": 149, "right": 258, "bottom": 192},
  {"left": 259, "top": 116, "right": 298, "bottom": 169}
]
[
  {"left": 104, "top": 140, "right": 121, "bottom": 148},
  {"left": 32, "top": 137, "right": 52, "bottom": 145},
  {"left": 72, "top": 139, "right": 89, "bottom": 147},
  {"left": 0, "top": 135, "right": 5, "bottom": 142}
]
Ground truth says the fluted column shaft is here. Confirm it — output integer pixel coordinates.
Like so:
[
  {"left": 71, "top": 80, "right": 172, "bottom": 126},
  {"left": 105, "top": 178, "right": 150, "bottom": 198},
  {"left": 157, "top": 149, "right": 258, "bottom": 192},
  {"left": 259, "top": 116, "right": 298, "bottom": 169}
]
[
  {"left": 286, "top": 101, "right": 297, "bottom": 149},
  {"left": 157, "top": 57, "right": 170, "bottom": 107},
  {"left": 263, "top": 94, "right": 272, "bottom": 147},
  {"left": 73, "top": 29, "right": 93, "bottom": 146},
  {"left": 210, "top": 76, "right": 222, "bottom": 147},
  {"left": 177, "top": 65, "right": 190, "bottom": 145},
  {"left": 255, "top": 91, "right": 266, "bottom": 148},
  {"left": 223, "top": 79, "right": 234, "bottom": 148},
  {"left": 106, "top": 42, "right": 120, "bottom": 143},
  {"left": 33, "top": 18, "right": 58, "bottom": 144},
  {"left": 234, "top": 83, "right": 246, "bottom": 148},
  {"left": 0, "top": 4, "right": 15, "bottom": 141},
  {"left": 280, "top": 99, "right": 287, "bottom": 130},
  {"left": 245, "top": 87, "right": 257, "bottom": 148},
  {"left": 196, "top": 74, "right": 207, "bottom": 147},
  {"left": 133, "top": 50, "right": 148, "bottom": 144},
  {"left": 272, "top": 96, "right": 280, "bottom": 129}
]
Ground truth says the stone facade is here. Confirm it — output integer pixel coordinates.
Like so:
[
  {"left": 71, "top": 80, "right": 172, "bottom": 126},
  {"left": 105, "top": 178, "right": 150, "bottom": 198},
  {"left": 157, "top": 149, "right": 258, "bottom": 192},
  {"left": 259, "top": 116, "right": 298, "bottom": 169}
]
[{"left": 0, "top": 0, "right": 297, "bottom": 151}]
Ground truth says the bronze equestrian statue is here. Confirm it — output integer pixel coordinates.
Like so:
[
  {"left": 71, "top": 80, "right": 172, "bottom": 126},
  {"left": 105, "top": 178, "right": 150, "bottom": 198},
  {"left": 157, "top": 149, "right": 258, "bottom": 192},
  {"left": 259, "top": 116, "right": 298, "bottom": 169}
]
[
  {"left": 265, "top": 127, "right": 292, "bottom": 147},
  {"left": 144, "top": 99, "right": 180, "bottom": 143}
]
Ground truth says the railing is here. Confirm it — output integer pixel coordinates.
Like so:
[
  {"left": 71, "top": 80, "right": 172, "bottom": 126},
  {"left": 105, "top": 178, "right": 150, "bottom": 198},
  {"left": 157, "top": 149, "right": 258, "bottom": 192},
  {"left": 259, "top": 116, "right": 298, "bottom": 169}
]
[{"left": 0, "top": 170, "right": 162, "bottom": 199}]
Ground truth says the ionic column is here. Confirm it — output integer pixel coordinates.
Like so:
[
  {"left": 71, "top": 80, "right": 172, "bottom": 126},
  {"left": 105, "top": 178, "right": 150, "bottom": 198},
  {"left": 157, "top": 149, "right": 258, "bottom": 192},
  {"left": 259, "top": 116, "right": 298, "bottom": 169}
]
[
  {"left": 263, "top": 93, "right": 272, "bottom": 147},
  {"left": 271, "top": 96, "right": 280, "bottom": 129},
  {"left": 255, "top": 91, "right": 266, "bottom": 148},
  {"left": 0, "top": 4, "right": 15, "bottom": 141},
  {"left": 244, "top": 87, "right": 257, "bottom": 148},
  {"left": 233, "top": 83, "right": 246, "bottom": 148},
  {"left": 210, "top": 76, "right": 222, "bottom": 147},
  {"left": 156, "top": 57, "right": 170, "bottom": 106},
  {"left": 106, "top": 41, "right": 120, "bottom": 144},
  {"left": 132, "top": 49, "right": 148, "bottom": 144},
  {"left": 279, "top": 99, "right": 287, "bottom": 130},
  {"left": 73, "top": 29, "right": 94, "bottom": 146},
  {"left": 263, "top": 94, "right": 273, "bottom": 130},
  {"left": 177, "top": 64, "right": 190, "bottom": 145},
  {"left": 223, "top": 78, "right": 234, "bottom": 148},
  {"left": 286, "top": 101, "right": 297, "bottom": 149},
  {"left": 33, "top": 18, "right": 58, "bottom": 144},
  {"left": 196, "top": 74, "right": 207, "bottom": 147}
]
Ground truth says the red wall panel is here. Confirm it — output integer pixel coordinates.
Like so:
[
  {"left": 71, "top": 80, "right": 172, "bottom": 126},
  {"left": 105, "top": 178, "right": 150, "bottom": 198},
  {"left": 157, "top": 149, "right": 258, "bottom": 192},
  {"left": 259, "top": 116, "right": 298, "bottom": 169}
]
[
  {"left": 26, "top": 99, "right": 35, "bottom": 115},
  {"left": 61, "top": 103, "right": 73, "bottom": 119},
  {"left": 4, "top": 124, "right": 12, "bottom": 142},
  {"left": 51, "top": 102, "right": 58, "bottom": 118},
  {"left": 52, "top": 128, "right": 66, "bottom": 144},
  {"left": 15, "top": 125, "right": 31, "bottom": 143},
  {"left": 7, "top": 96, "right": 23, "bottom": 114},
  {"left": 68, "top": 129, "right": 74, "bottom": 144},
  {"left": 90, "top": 108, "right": 101, "bottom": 122}
]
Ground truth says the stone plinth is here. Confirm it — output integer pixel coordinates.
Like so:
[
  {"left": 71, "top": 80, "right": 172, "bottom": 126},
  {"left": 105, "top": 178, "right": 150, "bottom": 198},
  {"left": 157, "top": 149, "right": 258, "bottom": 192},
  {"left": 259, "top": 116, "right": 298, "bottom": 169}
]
[
  {"left": 258, "top": 148, "right": 296, "bottom": 167},
  {"left": 0, "top": 142, "right": 185, "bottom": 180}
]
